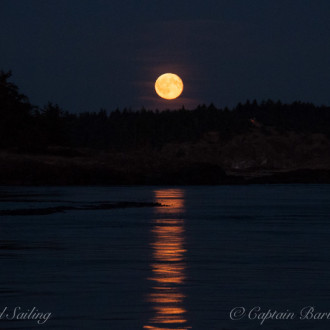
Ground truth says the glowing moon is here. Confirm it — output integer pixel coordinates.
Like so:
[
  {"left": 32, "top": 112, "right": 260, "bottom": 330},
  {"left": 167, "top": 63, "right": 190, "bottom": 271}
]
[{"left": 155, "top": 73, "right": 183, "bottom": 100}]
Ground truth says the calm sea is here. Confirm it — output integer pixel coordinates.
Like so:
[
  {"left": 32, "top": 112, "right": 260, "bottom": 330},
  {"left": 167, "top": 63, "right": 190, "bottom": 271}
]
[{"left": 0, "top": 185, "right": 330, "bottom": 329}]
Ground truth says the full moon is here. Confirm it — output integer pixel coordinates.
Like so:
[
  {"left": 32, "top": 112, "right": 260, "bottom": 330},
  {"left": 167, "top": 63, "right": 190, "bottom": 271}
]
[{"left": 155, "top": 73, "right": 183, "bottom": 100}]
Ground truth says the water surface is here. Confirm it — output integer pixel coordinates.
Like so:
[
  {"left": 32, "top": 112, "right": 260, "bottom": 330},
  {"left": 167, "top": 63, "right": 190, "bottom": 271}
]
[{"left": 0, "top": 185, "right": 330, "bottom": 329}]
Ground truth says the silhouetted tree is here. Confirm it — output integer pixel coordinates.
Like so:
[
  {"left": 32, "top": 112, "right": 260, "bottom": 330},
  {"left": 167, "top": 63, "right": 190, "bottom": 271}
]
[
  {"left": 0, "top": 70, "right": 35, "bottom": 149},
  {"left": 2, "top": 69, "right": 330, "bottom": 153},
  {"left": 36, "top": 102, "right": 68, "bottom": 146}
]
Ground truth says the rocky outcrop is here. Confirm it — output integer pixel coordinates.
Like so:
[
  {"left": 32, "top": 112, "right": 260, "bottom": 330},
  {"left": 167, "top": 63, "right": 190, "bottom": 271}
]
[{"left": 0, "top": 129, "right": 329, "bottom": 185}]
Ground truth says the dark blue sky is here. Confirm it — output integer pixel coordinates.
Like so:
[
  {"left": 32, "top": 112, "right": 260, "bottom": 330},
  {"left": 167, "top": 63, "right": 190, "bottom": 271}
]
[{"left": 1, "top": 0, "right": 330, "bottom": 112}]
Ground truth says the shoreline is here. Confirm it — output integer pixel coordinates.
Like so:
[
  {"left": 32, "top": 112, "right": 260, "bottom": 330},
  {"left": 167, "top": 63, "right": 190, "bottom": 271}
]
[{"left": 1, "top": 150, "right": 330, "bottom": 186}]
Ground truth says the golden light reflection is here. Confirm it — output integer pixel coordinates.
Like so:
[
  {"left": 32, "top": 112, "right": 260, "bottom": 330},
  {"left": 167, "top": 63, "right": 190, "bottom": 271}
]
[
  {"left": 154, "top": 189, "right": 185, "bottom": 214},
  {"left": 144, "top": 189, "right": 191, "bottom": 330}
]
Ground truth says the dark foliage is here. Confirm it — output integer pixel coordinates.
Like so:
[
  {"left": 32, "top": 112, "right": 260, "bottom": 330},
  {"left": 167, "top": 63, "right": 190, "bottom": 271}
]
[
  {"left": 1, "top": 71, "right": 330, "bottom": 152},
  {"left": 0, "top": 70, "right": 36, "bottom": 149}
]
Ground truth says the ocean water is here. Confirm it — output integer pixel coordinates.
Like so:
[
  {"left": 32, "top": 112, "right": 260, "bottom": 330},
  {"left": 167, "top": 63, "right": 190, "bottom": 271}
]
[{"left": 0, "top": 185, "right": 330, "bottom": 329}]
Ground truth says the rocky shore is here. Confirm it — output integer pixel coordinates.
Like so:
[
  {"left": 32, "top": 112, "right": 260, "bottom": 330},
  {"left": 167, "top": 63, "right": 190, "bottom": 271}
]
[{"left": 1, "top": 129, "right": 330, "bottom": 185}]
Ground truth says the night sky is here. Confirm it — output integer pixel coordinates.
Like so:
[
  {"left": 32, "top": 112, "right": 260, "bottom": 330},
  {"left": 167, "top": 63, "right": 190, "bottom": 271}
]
[{"left": 1, "top": 0, "right": 330, "bottom": 112}]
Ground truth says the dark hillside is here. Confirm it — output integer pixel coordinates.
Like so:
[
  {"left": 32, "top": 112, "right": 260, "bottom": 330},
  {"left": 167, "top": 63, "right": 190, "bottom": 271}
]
[{"left": 1, "top": 71, "right": 330, "bottom": 185}]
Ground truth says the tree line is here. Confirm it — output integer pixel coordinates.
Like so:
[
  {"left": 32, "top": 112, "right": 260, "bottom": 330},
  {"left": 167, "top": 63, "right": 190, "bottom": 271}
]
[{"left": 1, "top": 70, "right": 330, "bottom": 152}]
